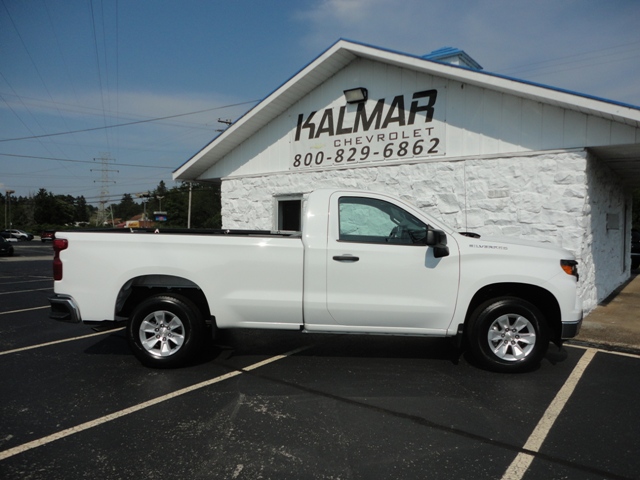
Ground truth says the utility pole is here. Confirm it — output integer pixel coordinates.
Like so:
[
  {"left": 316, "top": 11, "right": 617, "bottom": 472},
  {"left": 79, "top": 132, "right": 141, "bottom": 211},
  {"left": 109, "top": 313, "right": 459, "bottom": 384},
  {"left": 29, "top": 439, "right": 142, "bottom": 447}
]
[
  {"left": 4, "top": 189, "right": 15, "bottom": 229},
  {"left": 135, "top": 192, "right": 151, "bottom": 227},
  {"left": 215, "top": 118, "right": 233, "bottom": 133},
  {"left": 91, "top": 154, "right": 118, "bottom": 226},
  {"left": 187, "top": 182, "right": 193, "bottom": 229}
]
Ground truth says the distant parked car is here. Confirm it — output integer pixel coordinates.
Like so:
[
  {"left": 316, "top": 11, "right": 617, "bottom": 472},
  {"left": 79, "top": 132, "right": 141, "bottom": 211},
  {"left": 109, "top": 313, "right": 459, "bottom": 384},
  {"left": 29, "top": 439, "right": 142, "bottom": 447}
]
[
  {"left": 0, "top": 236, "right": 14, "bottom": 256},
  {"left": 0, "top": 231, "right": 16, "bottom": 242},
  {"left": 632, "top": 229, "right": 640, "bottom": 270},
  {"left": 3, "top": 229, "right": 33, "bottom": 241},
  {"left": 41, "top": 230, "right": 56, "bottom": 242}
]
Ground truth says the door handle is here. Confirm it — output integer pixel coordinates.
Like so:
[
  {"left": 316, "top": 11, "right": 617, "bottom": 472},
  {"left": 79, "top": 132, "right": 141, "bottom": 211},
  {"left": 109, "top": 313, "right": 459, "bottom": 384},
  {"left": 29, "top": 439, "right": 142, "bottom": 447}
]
[{"left": 333, "top": 255, "right": 359, "bottom": 262}]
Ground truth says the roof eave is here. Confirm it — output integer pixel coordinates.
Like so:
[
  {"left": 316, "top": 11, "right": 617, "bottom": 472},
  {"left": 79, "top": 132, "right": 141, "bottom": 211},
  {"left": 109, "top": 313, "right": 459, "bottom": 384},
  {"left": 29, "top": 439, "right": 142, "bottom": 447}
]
[
  {"left": 173, "top": 40, "right": 358, "bottom": 181},
  {"left": 174, "top": 39, "right": 640, "bottom": 182}
]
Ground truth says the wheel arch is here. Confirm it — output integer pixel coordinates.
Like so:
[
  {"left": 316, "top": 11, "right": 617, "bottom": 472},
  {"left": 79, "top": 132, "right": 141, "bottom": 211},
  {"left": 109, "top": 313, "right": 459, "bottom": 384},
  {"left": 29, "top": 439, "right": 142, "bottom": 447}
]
[
  {"left": 463, "top": 283, "right": 562, "bottom": 342},
  {"left": 115, "top": 274, "right": 212, "bottom": 323}
]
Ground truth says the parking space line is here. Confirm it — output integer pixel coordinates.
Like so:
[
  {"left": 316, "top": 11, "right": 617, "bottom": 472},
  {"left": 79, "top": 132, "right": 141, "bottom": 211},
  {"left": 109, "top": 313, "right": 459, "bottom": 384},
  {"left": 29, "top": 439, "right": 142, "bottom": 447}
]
[
  {"left": 0, "top": 279, "right": 51, "bottom": 286},
  {"left": 0, "top": 305, "right": 50, "bottom": 316},
  {"left": 0, "top": 328, "right": 125, "bottom": 356},
  {"left": 568, "top": 342, "right": 640, "bottom": 359},
  {"left": 500, "top": 348, "right": 597, "bottom": 480},
  {"left": 0, "top": 287, "right": 53, "bottom": 295},
  {"left": 0, "top": 345, "right": 309, "bottom": 461}
]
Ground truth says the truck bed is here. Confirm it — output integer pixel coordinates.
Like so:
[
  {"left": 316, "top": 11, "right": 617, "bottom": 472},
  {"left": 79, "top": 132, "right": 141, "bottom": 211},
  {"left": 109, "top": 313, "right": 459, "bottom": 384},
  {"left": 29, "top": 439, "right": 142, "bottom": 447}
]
[{"left": 66, "top": 227, "right": 301, "bottom": 237}]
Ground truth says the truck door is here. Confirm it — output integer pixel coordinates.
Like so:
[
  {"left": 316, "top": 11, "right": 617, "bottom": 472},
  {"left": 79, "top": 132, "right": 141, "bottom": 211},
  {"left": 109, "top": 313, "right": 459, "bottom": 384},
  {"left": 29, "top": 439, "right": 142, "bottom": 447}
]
[{"left": 326, "top": 194, "right": 459, "bottom": 332}]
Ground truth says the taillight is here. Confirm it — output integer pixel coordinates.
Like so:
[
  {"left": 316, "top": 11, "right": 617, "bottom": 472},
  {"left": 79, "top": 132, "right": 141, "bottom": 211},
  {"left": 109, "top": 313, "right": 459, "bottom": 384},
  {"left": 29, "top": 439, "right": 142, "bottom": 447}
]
[
  {"left": 561, "top": 259, "right": 579, "bottom": 280},
  {"left": 53, "top": 238, "right": 68, "bottom": 281}
]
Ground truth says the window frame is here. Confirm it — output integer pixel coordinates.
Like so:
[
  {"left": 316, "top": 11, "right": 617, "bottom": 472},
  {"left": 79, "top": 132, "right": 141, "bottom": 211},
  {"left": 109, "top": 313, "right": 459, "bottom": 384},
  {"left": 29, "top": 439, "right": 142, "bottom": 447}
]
[
  {"left": 273, "top": 194, "right": 303, "bottom": 232},
  {"left": 337, "top": 196, "right": 429, "bottom": 246}
]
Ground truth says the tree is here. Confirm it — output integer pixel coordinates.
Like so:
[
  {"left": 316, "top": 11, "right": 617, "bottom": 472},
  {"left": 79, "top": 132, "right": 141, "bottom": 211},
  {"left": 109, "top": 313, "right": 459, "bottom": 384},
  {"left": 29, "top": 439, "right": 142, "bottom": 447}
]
[
  {"left": 190, "top": 183, "right": 221, "bottom": 229},
  {"left": 162, "top": 183, "right": 188, "bottom": 227},
  {"left": 147, "top": 181, "right": 220, "bottom": 228},
  {"left": 32, "top": 189, "right": 90, "bottom": 227},
  {"left": 34, "top": 189, "right": 56, "bottom": 225},
  {"left": 53, "top": 196, "right": 75, "bottom": 225},
  {"left": 75, "top": 196, "right": 90, "bottom": 223},
  {"left": 112, "top": 193, "right": 140, "bottom": 221},
  {"left": 4, "top": 181, "right": 222, "bottom": 230}
]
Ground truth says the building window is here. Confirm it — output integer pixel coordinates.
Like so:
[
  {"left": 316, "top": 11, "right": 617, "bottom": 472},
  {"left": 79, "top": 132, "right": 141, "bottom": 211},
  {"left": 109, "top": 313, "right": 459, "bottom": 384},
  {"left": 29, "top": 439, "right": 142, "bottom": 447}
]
[{"left": 276, "top": 197, "right": 302, "bottom": 231}]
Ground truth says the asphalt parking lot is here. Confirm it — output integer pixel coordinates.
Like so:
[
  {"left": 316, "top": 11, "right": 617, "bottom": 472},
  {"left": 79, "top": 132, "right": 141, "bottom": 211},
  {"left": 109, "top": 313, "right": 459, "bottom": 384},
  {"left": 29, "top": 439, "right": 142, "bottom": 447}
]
[{"left": 1, "top": 242, "right": 640, "bottom": 479}]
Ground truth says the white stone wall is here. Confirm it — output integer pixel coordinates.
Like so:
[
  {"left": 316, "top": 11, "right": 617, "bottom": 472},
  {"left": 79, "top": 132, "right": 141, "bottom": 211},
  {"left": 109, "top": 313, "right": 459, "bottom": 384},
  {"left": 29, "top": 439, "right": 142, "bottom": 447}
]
[
  {"left": 220, "top": 150, "right": 629, "bottom": 312},
  {"left": 579, "top": 152, "right": 631, "bottom": 309}
]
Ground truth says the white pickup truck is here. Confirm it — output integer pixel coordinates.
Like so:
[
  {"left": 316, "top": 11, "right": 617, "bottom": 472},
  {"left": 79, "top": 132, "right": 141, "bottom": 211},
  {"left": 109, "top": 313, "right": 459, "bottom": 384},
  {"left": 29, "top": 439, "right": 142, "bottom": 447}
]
[{"left": 50, "top": 189, "right": 582, "bottom": 372}]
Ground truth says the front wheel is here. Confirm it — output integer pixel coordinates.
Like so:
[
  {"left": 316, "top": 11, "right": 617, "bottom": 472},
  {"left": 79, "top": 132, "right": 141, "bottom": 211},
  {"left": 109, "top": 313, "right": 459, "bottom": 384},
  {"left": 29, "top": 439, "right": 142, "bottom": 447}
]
[
  {"left": 467, "top": 297, "right": 548, "bottom": 373},
  {"left": 127, "top": 294, "right": 205, "bottom": 368}
]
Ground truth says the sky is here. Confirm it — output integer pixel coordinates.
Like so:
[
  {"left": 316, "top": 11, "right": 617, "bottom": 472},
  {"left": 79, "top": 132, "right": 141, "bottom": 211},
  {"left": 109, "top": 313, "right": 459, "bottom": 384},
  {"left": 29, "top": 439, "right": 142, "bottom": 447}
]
[{"left": 1, "top": 0, "right": 639, "bottom": 205}]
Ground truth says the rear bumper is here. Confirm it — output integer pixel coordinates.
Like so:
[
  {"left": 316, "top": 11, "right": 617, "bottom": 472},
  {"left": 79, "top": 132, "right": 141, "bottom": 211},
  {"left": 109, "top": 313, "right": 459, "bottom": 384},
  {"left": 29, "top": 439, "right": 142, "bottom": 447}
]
[{"left": 49, "top": 294, "right": 82, "bottom": 323}]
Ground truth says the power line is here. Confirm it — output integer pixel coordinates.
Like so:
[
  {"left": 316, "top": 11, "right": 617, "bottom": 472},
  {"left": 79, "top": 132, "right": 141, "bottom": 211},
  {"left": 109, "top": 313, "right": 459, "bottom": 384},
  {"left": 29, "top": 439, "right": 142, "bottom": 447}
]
[
  {"left": 88, "top": 0, "right": 112, "bottom": 152},
  {"left": 91, "top": 154, "right": 117, "bottom": 225},
  {"left": 0, "top": 91, "right": 226, "bottom": 130},
  {"left": 0, "top": 100, "right": 258, "bottom": 142},
  {"left": 0, "top": 152, "right": 175, "bottom": 169},
  {"left": 498, "top": 41, "right": 640, "bottom": 78},
  {"left": 1, "top": 1, "right": 70, "bottom": 128},
  {"left": 0, "top": 74, "right": 82, "bottom": 164}
]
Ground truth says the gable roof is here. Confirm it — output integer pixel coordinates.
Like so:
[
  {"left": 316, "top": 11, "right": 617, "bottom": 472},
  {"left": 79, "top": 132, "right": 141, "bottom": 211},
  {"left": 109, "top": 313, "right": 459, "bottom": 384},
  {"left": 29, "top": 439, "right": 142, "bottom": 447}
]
[{"left": 174, "top": 39, "right": 640, "bottom": 183}]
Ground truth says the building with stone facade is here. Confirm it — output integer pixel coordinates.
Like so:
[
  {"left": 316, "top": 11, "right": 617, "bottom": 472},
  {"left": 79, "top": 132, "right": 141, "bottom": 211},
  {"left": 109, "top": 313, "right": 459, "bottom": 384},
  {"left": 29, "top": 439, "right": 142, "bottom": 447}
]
[{"left": 174, "top": 40, "right": 640, "bottom": 313}]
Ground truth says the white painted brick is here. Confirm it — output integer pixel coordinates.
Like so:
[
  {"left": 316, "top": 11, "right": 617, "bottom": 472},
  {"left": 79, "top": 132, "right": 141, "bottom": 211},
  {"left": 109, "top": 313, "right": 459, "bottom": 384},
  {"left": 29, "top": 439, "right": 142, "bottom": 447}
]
[
  {"left": 516, "top": 210, "right": 540, "bottom": 224},
  {"left": 499, "top": 225, "right": 523, "bottom": 236},
  {"left": 221, "top": 149, "right": 630, "bottom": 313}
]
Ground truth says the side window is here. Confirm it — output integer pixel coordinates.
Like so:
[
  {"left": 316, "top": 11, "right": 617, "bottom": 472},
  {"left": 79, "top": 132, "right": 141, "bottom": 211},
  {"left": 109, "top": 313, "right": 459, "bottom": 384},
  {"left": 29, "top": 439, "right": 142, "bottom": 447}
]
[{"left": 338, "top": 197, "right": 428, "bottom": 245}]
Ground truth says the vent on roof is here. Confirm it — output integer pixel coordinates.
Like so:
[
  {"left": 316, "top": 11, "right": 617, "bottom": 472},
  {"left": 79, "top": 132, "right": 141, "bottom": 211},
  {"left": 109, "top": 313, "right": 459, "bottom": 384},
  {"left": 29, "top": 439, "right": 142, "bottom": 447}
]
[{"left": 422, "top": 47, "right": 482, "bottom": 70}]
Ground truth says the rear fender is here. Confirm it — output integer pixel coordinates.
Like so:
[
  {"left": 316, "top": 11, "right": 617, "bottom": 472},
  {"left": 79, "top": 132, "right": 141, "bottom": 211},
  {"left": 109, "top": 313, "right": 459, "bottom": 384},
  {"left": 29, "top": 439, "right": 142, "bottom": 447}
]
[{"left": 116, "top": 275, "right": 211, "bottom": 322}]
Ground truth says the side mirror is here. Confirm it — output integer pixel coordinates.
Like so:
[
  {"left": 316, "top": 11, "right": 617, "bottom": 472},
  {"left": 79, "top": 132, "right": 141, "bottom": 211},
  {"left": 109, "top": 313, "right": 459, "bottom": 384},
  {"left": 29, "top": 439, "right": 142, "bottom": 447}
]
[
  {"left": 425, "top": 229, "right": 446, "bottom": 246},
  {"left": 424, "top": 229, "right": 449, "bottom": 258}
]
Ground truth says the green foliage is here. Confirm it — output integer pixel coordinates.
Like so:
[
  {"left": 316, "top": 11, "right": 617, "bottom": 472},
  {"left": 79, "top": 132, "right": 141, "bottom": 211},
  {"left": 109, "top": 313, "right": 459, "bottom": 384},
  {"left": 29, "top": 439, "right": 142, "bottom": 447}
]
[
  {"left": 1, "top": 181, "right": 221, "bottom": 232},
  {"left": 1, "top": 189, "right": 96, "bottom": 232},
  {"left": 155, "top": 181, "right": 221, "bottom": 229},
  {"left": 112, "top": 193, "right": 141, "bottom": 221},
  {"left": 75, "top": 196, "right": 91, "bottom": 222}
]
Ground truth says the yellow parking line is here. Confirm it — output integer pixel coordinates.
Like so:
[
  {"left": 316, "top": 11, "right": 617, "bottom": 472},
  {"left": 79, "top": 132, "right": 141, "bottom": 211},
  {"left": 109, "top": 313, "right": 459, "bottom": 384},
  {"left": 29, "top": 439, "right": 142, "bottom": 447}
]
[
  {"left": 500, "top": 348, "right": 597, "bottom": 480},
  {"left": 0, "top": 328, "right": 125, "bottom": 356},
  {"left": 0, "top": 346, "right": 309, "bottom": 460},
  {"left": 0, "top": 287, "right": 53, "bottom": 295},
  {"left": 0, "top": 305, "right": 50, "bottom": 315}
]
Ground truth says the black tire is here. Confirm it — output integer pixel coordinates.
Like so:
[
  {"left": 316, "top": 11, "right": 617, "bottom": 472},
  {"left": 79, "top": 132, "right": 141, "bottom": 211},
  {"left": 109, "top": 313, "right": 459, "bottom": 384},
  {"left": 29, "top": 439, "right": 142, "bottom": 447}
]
[
  {"left": 467, "top": 297, "right": 548, "bottom": 373},
  {"left": 127, "top": 294, "right": 205, "bottom": 368}
]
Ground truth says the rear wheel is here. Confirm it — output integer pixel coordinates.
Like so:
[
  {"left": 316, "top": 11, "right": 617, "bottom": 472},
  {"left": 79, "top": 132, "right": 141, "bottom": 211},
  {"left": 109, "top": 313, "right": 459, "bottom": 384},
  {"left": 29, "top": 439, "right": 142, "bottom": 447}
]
[
  {"left": 467, "top": 297, "right": 548, "bottom": 373},
  {"left": 127, "top": 294, "right": 205, "bottom": 368}
]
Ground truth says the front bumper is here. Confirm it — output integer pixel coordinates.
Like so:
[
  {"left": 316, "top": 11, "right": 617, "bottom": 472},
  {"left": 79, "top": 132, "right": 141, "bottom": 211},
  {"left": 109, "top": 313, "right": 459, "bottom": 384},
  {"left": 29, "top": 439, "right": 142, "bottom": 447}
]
[
  {"left": 49, "top": 294, "right": 82, "bottom": 323},
  {"left": 561, "top": 311, "right": 583, "bottom": 339}
]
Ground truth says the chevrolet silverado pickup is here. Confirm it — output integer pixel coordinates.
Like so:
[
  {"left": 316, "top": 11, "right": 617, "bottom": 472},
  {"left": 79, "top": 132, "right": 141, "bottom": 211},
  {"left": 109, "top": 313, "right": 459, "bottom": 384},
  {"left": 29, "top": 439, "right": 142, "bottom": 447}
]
[{"left": 50, "top": 189, "right": 582, "bottom": 372}]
